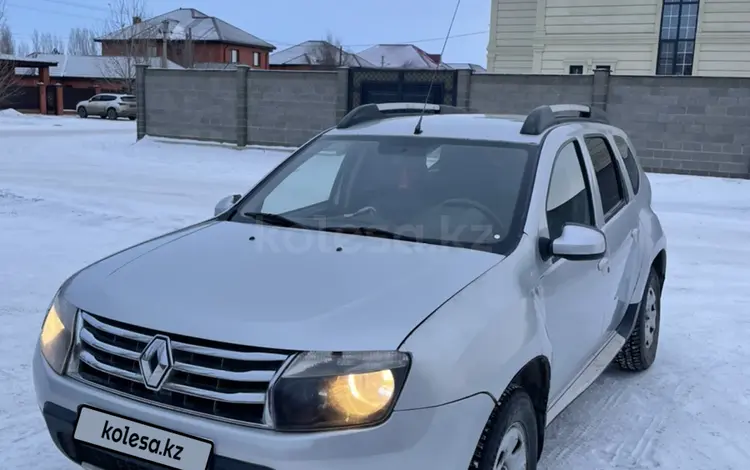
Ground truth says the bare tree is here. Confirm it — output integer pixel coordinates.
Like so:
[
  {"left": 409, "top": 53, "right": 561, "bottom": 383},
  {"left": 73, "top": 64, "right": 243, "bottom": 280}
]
[
  {"left": 0, "top": 0, "right": 20, "bottom": 108},
  {"left": 15, "top": 40, "right": 29, "bottom": 57},
  {"left": 31, "top": 29, "right": 64, "bottom": 54},
  {"left": 99, "top": 0, "right": 152, "bottom": 92},
  {"left": 68, "top": 27, "right": 99, "bottom": 55},
  {"left": 0, "top": 23, "right": 13, "bottom": 54},
  {"left": 310, "top": 32, "right": 344, "bottom": 68}
]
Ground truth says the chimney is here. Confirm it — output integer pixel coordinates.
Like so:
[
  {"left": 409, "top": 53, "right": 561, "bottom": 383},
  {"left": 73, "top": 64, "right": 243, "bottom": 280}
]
[
  {"left": 133, "top": 16, "right": 142, "bottom": 24},
  {"left": 427, "top": 53, "right": 442, "bottom": 65}
]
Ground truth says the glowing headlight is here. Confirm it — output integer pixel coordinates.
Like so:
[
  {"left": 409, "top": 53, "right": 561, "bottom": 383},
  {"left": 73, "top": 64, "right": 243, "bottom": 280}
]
[
  {"left": 40, "top": 293, "right": 77, "bottom": 374},
  {"left": 269, "top": 351, "right": 410, "bottom": 431}
]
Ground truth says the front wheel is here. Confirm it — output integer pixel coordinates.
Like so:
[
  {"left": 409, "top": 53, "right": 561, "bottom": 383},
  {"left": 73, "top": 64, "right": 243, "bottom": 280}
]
[
  {"left": 77, "top": 107, "right": 87, "bottom": 118},
  {"left": 474, "top": 386, "right": 538, "bottom": 470},
  {"left": 615, "top": 267, "right": 662, "bottom": 371}
]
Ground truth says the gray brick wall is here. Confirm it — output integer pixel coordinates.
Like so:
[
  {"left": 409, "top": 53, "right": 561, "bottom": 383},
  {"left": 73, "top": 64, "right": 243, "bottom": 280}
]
[
  {"left": 468, "top": 74, "right": 594, "bottom": 114},
  {"left": 138, "top": 66, "right": 750, "bottom": 178},
  {"left": 246, "top": 69, "right": 340, "bottom": 147},
  {"left": 143, "top": 68, "right": 237, "bottom": 143},
  {"left": 607, "top": 76, "right": 750, "bottom": 178}
]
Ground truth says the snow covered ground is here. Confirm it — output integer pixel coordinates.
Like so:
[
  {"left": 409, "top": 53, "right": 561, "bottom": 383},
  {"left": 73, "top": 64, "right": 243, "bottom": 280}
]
[{"left": 1, "top": 116, "right": 749, "bottom": 469}]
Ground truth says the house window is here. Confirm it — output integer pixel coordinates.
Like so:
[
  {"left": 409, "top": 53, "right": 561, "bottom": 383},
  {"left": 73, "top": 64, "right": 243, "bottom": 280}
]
[
  {"left": 657, "top": 0, "right": 699, "bottom": 75},
  {"left": 594, "top": 65, "right": 611, "bottom": 72},
  {"left": 253, "top": 52, "right": 260, "bottom": 67},
  {"left": 147, "top": 46, "right": 157, "bottom": 57},
  {"left": 230, "top": 49, "right": 239, "bottom": 63},
  {"left": 569, "top": 65, "right": 584, "bottom": 75}
]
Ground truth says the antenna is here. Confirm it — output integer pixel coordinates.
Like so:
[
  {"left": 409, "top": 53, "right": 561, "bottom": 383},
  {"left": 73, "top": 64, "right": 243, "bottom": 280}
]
[{"left": 414, "top": 0, "right": 462, "bottom": 135}]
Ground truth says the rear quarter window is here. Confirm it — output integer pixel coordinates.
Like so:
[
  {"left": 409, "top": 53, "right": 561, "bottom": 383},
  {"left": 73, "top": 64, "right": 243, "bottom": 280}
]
[{"left": 120, "top": 96, "right": 136, "bottom": 102}]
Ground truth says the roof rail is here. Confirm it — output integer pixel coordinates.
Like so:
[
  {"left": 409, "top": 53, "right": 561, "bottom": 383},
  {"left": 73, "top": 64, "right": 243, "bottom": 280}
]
[
  {"left": 520, "top": 104, "right": 609, "bottom": 136},
  {"left": 336, "top": 102, "right": 466, "bottom": 129}
]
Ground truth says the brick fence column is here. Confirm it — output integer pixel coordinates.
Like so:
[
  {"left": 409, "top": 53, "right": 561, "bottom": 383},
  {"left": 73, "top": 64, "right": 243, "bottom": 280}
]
[
  {"left": 135, "top": 64, "right": 149, "bottom": 140},
  {"left": 335, "top": 67, "right": 350, "bottom": 120},
  {"left": 38, "top": 84, "right": 47, "bottom": 114},
  {"left": 235, "top": 65, "right": 249, "bottom": 147},
  {"left": 592, "top": 68, "right": 610, "bottom": 111},
  {"left": 455, "top": 69, "right": 472, "bottom": 110}
]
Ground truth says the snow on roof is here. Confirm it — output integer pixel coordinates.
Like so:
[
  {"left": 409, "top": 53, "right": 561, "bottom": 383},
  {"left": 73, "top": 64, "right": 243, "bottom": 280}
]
[
  {"left": 0, "top": 53, "right": 58, "bottom": 67},
  {"left": 16, "top": 54, "right": 182, "bottom": 79},
  {"left": 271, "top": 41, "right": 375, "bottom": 67},
  {"left": 446, "top": 63, "right": 487, "bottom": 72},
  {"left": 96, "top": 8, "right": 274, "bottom": 50},
  {"left": 356, "top": 44, "right": 450, "bottom": 69}
]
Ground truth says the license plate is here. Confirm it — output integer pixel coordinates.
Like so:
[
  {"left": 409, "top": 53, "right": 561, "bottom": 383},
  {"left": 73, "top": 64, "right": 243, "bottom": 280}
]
[{"left": 74, "top": 407, "right": 213, "bottom": 470}]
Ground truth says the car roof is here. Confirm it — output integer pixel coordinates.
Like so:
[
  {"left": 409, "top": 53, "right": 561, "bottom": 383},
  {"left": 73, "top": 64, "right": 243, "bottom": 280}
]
[{"left": 326, "top": 104, "right": 617, "bottom": 145}]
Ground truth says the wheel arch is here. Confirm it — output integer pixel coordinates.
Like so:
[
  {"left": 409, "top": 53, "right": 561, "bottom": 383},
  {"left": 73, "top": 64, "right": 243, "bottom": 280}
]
[
  {"left": 652, "top": 249, "right": 666, "bottom": 285},
  {"left": 510, "top": 355, "right": 551, "bottom": 460}
]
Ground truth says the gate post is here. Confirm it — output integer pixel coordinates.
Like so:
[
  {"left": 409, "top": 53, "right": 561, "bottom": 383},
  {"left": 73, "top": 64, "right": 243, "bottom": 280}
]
[
  {"left": 135, "top": 64, "right": 149, "bottom": 140},
  {"left": 235, "top": 65, "right": 249, "bottom": 147}
]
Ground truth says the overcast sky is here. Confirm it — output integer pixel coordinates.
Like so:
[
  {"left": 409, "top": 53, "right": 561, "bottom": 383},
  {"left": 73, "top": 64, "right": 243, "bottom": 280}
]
[{"left": 5, "top": 0, "right": 491, "bottom": 65}]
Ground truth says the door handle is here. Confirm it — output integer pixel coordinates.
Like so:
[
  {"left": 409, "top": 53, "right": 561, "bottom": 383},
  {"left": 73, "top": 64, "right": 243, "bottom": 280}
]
[{"left": 597, "top": 257, "right": 610, "bottom": 272}]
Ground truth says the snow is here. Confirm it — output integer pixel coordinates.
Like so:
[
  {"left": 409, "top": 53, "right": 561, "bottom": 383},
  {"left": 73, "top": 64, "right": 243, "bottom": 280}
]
[
  {"left": 1, "top": 117, "right": 749, "bottom": 469},
  {"left": 0, "top": 113, "right": 137, "bottom": 132}
]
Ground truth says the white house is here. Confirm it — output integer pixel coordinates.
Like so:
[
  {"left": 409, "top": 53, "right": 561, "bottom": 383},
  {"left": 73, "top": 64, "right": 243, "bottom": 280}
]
[{"left": 487, "top": 0, "right": 750, "bottom": 76}]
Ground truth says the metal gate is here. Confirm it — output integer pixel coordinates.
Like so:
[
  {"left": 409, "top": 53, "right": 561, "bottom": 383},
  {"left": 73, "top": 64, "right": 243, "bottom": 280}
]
[
  {"left": 46, "top": 86, "right": 57, "bottom": 114},
  {"left": 0, "top": 86, "right": 40, "bottom": 111},
  {"left": 347, "top": 68, "right": 458, "bottom": 110},
  {"left": 63, "top": 87, "right": 97, "bottom": 111}
]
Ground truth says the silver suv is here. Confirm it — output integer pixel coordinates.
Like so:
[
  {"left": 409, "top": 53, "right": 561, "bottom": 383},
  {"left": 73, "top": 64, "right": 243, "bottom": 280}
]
[
  {"left": 34, "top": 102, "right": 667, "bottom": 470},
  {"left": 76, "top": 93, "right": 137, "bottom": 120}
]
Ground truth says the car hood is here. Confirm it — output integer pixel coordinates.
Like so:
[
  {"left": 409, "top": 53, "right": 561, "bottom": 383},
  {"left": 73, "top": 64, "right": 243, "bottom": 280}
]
[{"left": 65, "top": 221, "right": 503, "bottom": 351}]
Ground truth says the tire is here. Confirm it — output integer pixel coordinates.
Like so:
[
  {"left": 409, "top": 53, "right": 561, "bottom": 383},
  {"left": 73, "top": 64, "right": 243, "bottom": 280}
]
[
  {"left": 77, "top": 107, "right": 87, "bottom": 118},
  {"left": 106, "top": 108, "right": 118, "bottom": 120},
  {"left": 473, "top": 386, "right": 538, "bottom": 470},
  {"left": 128, "top": 116, "right": 136, "bottom": 121},
  {"left": 615, "top": 267, "right": 661, "bottom": 371}
]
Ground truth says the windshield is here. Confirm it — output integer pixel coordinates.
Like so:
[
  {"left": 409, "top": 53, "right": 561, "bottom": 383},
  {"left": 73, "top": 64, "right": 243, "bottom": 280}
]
[{"left": 231, "top": 135, "right": 536, "bottom": 253}]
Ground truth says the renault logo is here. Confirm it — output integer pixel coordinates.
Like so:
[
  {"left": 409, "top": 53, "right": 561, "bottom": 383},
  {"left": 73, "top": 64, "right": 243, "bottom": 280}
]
[{"left": 139, "top": 335, "right": 174, "bottom": 391}]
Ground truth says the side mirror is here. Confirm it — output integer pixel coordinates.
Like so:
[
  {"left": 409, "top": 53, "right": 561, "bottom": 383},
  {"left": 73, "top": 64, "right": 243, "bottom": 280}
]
[
  {"left": 550, "top": 224, "right": 606, "bottom": 261},
  {"left": 214, "top": 194, "right": 242, "bottom": 216}
]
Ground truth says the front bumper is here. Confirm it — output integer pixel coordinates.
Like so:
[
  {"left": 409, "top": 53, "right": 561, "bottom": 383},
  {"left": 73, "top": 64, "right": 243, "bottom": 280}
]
[{"left": 34, "top": 348, "right": 494, "bottom": 470}]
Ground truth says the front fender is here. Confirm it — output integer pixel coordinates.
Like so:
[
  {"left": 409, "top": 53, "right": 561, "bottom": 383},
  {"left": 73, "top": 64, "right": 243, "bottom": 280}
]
[{"left": 395, "top": 242, "right": 550, "bottom": 410}]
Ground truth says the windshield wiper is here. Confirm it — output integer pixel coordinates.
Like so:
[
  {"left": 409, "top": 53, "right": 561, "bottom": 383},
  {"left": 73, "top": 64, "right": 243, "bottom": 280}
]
[
  {"left": 242, "top": 212, "right": 313, "bottom": 229},
  {"left": 322, "top": 226, "right": 421, "bottom": 242}
]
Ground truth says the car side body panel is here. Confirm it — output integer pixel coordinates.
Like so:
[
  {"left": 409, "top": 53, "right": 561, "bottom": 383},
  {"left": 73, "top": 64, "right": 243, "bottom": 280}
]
[{"left": 396, "top": 235, "right": 551, "bottom": 410}]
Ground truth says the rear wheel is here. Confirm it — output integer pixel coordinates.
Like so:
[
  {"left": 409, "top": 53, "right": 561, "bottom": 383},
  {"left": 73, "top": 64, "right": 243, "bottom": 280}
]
[
  {"left": 615, "top": 267, "right": 661, "bottom": 371},
  {"left": 474, "top": 386, "right": 538, "bottom": 470},
  {"left": 106, "top": 108, "right": 118, "bottom": 120},
  {"left": 77, "top": 107, "right": 87, "bottom": 118},
  {"left": 128, "top": 116, "right": 136, "bottom": 121}
]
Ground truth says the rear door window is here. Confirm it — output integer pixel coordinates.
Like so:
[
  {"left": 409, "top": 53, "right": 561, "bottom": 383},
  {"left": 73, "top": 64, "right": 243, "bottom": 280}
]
[{"left": 583, "top": 135, "right": 627, "bottom": 220}]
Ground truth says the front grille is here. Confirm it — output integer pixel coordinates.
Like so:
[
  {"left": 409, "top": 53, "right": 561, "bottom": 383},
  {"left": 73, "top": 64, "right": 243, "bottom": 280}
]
[{"left": 68, "top": 311, "right": 292, "bottom": 426}]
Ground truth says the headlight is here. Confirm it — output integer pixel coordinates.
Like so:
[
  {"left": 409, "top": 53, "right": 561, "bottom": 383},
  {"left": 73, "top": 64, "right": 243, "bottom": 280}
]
[
  {"left": 269, "top": 351, "right": 410, "bottom": 431},
  {"left": 40, "top": 293, "right": 77, "bottom": 374}
]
